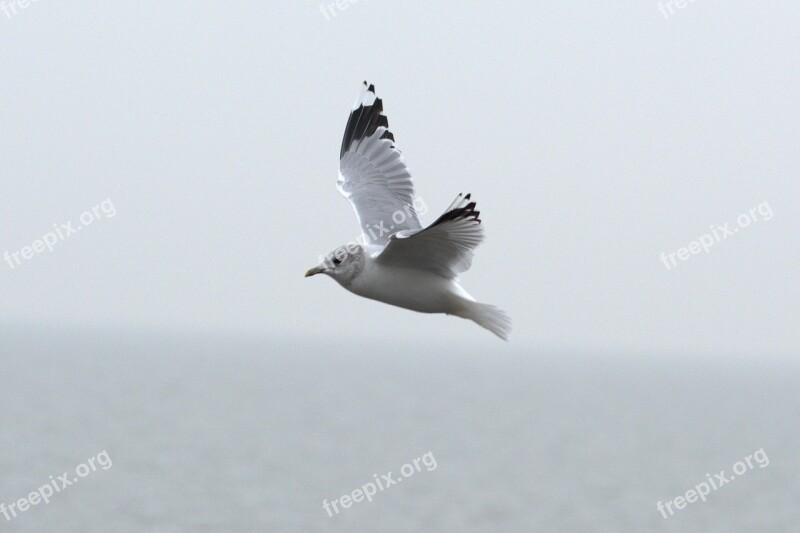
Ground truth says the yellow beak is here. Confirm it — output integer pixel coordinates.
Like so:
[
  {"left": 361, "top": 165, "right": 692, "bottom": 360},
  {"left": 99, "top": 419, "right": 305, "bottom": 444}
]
[{"left": 304, "top": 266, "right": 325, "bottom": 277}]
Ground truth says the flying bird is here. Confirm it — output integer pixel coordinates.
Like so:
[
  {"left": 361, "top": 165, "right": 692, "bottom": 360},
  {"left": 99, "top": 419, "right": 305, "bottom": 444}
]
[{"left": 305, "top": 82, "right": 511, "bottom": 340}]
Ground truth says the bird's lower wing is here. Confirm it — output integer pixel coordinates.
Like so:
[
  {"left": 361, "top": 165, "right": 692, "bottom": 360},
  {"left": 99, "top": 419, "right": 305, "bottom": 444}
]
[{"left": 375, "top": 194, "right": 484, "bottom": 278}]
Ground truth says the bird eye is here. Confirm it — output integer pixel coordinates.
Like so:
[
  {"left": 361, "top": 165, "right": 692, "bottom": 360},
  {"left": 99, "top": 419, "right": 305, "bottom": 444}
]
[{"left": 332, "top": 258, "right": 342, "bottom": 265}]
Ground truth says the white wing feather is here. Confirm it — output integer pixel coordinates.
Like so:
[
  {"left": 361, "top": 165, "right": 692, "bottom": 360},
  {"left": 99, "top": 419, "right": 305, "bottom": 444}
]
[
  {"left": 338, "top": 82, "right": 422, "bottom": 245},
  {"left": 376, "top": 194, "right": 484, "bottom": 279}
]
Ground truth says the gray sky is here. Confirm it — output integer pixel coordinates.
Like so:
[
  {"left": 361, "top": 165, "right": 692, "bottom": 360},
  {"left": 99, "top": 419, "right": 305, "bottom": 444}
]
[{"left": 1, "top": 1, "right": 798, "bottom": 354}]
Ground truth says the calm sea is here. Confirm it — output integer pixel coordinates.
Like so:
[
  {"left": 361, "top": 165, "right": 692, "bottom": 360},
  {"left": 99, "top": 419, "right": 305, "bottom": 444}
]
[{"left": 1, "top": 328, "right": 798, "bottom": 532}]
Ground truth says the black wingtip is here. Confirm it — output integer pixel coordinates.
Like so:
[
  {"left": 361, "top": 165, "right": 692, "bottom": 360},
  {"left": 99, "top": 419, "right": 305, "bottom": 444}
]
[
  {"left": 340, "top": 83, "right": 395, "bottom": 159},
  {"left": 428, "top": 198, "right": 482, "bottom": 228}
]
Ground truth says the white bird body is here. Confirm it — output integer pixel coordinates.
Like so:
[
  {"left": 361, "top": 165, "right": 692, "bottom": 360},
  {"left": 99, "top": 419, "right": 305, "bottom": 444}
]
[
  {"left": 305, "top": 82, "right": 511, "bottom": 340},
  {"left": 344, "top": 250, "right": 475, "bottom": 314}
]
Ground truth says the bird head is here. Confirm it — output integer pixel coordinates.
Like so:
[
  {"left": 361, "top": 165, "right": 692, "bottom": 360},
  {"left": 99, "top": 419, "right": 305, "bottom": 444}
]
[{"left": 304, "top": 244, "right": 365, "bottom": 286}]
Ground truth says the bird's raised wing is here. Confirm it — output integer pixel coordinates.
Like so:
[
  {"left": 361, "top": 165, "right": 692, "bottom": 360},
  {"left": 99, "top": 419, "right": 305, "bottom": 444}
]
[
  {"left": 338, "top": 82, "right": 422, "bottom": 246},
  {"left": 375, "top": 194, "right": 484, "bottom": 278}
]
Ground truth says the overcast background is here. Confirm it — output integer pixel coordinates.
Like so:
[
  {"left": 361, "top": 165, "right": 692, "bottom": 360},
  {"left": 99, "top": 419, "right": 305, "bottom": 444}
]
[
  {"left": 1, "top": 1, "right": 798, "bottom": 355},
  {"left": 2, "top": 3, "right": 800, "bottom": 532}
]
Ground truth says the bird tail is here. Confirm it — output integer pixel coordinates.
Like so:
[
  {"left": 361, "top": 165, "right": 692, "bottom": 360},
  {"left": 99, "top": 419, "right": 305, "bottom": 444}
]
[{"left": 458, "top": 302, "right": 512, "bottom": 341}]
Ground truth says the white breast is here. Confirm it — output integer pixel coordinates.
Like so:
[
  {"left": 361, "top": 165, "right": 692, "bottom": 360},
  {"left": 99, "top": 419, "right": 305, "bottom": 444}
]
[{"left": 345, "top": 255, "right": 471, "bottom": 314}]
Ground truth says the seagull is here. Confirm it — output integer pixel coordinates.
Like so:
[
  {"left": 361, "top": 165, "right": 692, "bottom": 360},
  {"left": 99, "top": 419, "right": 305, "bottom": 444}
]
[{"left": 305, "top": 82, "right": 511, "bottom": 340}]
